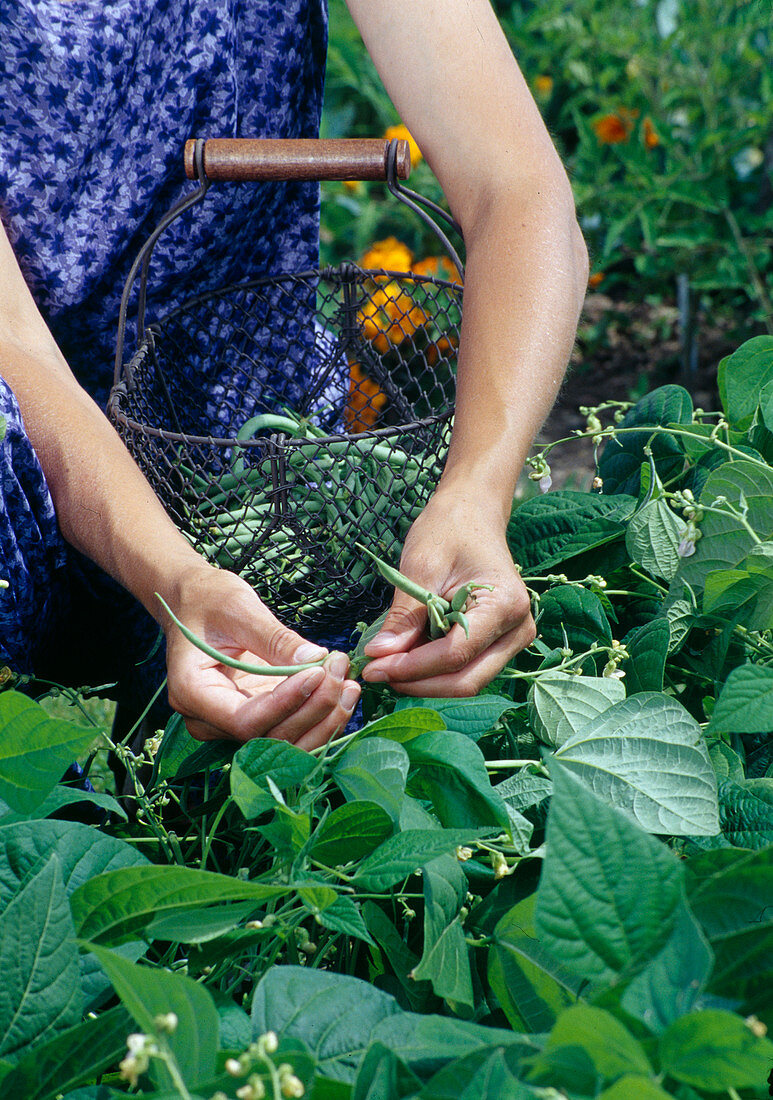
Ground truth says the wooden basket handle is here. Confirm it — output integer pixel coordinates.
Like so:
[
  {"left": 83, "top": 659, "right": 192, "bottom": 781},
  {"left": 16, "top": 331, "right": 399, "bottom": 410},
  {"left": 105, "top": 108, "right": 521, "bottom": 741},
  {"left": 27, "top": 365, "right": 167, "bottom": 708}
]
[{"left": 184, "top": 137, "right": 411, "bottom": 182}]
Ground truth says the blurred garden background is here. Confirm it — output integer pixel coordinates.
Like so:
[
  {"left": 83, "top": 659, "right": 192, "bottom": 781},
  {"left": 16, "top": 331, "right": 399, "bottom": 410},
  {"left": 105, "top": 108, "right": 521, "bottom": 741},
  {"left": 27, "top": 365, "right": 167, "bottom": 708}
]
[{"left": 320, "top": 0, "right": 772, "bottom": 484}]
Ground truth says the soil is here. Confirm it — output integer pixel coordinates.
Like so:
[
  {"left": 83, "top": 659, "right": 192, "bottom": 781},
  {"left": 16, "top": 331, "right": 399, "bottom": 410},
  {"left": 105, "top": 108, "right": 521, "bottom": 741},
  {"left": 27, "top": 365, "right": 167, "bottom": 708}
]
[{"left": 535, "top": 292, "right": 760, "bottom": 490}]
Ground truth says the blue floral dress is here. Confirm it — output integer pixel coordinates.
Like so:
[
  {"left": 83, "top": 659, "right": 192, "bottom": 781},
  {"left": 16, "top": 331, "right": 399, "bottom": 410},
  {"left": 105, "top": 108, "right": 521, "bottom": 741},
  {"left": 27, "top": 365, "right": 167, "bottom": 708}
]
[{"left": 0, "top": 0, "right": 328, "bottom": 700}]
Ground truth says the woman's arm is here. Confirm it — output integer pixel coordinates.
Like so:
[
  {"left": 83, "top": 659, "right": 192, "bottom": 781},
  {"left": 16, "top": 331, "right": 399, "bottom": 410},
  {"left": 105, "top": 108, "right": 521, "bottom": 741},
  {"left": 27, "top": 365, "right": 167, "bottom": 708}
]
[
  {"left": 0, "top": 222, "right": 359, "bottom": 746},
  {"left": 346, "top": 0, "right": 589, "bottom": 694}
]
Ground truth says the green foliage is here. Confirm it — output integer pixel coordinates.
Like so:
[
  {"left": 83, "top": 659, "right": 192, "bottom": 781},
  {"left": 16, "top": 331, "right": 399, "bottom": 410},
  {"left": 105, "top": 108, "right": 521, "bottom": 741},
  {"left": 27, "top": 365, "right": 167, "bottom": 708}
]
[{"left": 0, "top": 336, "right": 771, "bottom": 1098}]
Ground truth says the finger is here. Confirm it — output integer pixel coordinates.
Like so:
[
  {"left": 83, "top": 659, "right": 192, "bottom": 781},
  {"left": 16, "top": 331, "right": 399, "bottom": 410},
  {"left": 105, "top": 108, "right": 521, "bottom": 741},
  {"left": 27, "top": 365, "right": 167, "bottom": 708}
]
[
  {"left": 294, "top": 680, "right": 361, "bottom": 752},
  {"left": 175, "top": 664, "right": 327, "bottom": 743},
  {"left": 384, "top": 617, "right": 536, "bottom": 698},
  {"left": 363, "top": 589, "right": 428, "bottom": 657},
  {"left": 264, "top": 656, "right": 360, "bottom": 745}
]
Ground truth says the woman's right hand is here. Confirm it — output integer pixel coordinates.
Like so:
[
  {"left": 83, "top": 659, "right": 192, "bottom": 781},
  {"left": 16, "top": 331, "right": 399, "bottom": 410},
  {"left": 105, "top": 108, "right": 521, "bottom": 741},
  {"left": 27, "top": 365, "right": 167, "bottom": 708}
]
[{"left": 161, "top": 564, "right": 360, "bottom": 751}]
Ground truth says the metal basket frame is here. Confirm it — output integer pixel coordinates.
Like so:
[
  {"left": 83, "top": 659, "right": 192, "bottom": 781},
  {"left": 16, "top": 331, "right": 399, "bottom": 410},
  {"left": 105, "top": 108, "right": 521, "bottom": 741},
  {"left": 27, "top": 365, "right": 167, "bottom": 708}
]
[{"left": 108, "top": 138, "right": 465, "bottom": 632}]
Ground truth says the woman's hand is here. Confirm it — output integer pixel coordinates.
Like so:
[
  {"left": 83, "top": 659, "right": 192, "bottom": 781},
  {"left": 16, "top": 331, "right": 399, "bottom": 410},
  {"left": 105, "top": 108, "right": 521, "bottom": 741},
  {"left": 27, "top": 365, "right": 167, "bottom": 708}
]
[
  {"left": 361, "top": 491, "right": 535, "bottom": 696},
  {"left": 162, "top": 565, "right": 360, "bottom": 750}
]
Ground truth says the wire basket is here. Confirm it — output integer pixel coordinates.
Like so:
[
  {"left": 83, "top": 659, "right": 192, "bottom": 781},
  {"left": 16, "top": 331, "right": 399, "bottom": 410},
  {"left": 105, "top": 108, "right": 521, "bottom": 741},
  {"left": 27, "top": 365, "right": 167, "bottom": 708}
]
[{"left": 108, "top": 138, "right": 463, "bottom": 633}]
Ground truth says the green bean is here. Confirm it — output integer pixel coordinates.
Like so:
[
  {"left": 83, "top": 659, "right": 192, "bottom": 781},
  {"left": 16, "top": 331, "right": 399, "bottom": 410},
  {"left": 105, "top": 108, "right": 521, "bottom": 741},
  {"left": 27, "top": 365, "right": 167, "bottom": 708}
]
[{"left": 156, "top": 594, "right": 327, "bottom": 676}]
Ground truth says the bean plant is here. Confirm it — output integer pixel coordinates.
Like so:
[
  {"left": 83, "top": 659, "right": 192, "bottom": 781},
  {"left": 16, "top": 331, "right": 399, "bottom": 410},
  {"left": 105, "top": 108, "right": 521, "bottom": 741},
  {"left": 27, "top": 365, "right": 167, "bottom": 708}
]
[{"left": 0, "top": 336, "right": 771, "bottom": 1099}]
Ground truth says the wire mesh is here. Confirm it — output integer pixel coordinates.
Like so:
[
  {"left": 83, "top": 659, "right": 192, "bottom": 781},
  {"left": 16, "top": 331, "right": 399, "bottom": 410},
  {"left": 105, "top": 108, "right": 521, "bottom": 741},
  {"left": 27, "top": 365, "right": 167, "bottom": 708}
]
[{"left": 109, "top": 264, "right": 461, "bottom": 632}]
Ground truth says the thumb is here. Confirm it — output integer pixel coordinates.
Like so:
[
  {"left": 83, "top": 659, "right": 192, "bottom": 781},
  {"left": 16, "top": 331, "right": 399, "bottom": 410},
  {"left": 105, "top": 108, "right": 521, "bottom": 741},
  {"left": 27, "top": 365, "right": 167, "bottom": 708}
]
[
  {"left": 250, "top": 608, "right": 328, "bottom": 668},
  {"left": 365, "top": 589, "right": 427, "bottom": 656}
]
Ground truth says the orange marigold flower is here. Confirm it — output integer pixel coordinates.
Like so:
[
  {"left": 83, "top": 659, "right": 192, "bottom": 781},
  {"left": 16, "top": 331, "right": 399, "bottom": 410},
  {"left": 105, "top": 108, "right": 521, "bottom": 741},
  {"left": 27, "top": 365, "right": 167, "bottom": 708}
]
[
  {"left": 358, "top": 281, "right": 428, "bottom": 353},
  {"left": 588, "top": 271, "right": 605, "bottom": 288},
  {"left": 384, "top": 123, "right": 422, "bottom": 167},
  {"left": 360, "top": 236, "right": 413, "bottom": 273},
  {"left": 592, "top": 109, "right": 638, "bottom": 145},
  {"left": 534, "top": 75, "right": 554, "bottom": 96},
  {"left": 345, "top": 361, "right": 388, "bottom": 433},
  {"left": 411, "top": 255, "right": 463, "bottom": 285},
  {"left": 643, "top": 116, "right": 660, "bottom": 149}
]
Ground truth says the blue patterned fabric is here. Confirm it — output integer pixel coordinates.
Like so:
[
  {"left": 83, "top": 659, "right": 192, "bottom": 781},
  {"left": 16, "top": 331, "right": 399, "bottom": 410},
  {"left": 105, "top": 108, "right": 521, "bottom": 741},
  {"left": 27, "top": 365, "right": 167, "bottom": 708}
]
[{"left": 0, "top": 0, "right": 328, "bottom": 697}]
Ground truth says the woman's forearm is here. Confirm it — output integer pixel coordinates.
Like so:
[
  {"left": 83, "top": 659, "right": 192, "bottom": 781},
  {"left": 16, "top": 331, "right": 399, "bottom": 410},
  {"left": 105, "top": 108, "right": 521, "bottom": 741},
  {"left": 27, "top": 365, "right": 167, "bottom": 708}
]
[{"left": 438, "top": 183, "right": 588, "bottom": 520}]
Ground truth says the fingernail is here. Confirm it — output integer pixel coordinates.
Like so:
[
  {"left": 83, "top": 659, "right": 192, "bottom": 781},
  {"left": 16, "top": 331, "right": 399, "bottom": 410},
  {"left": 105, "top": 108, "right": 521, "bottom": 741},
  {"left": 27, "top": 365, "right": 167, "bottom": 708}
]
[
  {"left": 328, "top": 652, "right": 349, "bottom": 681},
  {"left": 341, "top": 685, "right": 359, "bottom": 711},
  {"left": 295, "top": 642, "right": 328, "bottom": 663},
  {"left": 300, "top": 667, "right": 325, "bottom": 696},
  {"left": 368, "top": 631, "right": 397, "bottom": 650}
]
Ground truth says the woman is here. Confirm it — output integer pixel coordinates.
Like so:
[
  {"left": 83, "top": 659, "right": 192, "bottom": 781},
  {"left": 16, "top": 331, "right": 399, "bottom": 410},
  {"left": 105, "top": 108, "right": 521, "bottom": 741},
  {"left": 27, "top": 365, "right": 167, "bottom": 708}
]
[{"left": 0, "top": 0, "right": 587, "bottom": 750}]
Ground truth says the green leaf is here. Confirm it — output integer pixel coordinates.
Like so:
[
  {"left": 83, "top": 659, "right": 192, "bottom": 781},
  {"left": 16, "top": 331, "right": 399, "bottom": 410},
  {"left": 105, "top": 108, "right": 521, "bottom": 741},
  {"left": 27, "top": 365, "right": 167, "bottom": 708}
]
[
  {"left": 393, "top": 695, "right": 517, "bottom": 741},
  {"left": 333, "top": 738, "right": 410, "bottom": 824},
  {"left": 536, "top": 584, "right": 613, "bottom": 655},
  {"left": 0, "top": 819, "right": 148, "bottom": 1006},
  {"left": 625, "top": 498, "right": 684, "bottom": 581},
  {"left": 554, "top": 693, "right": 719, "bottom": 835},
  {"left": 707, "top": 664, "right": 773, "bottom": 734},
  {"left": 231, "top": 739, "right": 318, "bottom": 819},
  {"left": 405, "top": 731, "right": 511, "bottom": 833},
  {"left": 85, "top": 944, "right": 219, "bottom": 1091},
  {"left": 528, "top": 672, "right": 625, "bottom": 748},
  {"left": 0, "top": 855, "right": 82, "bottom": 1063},
  {"left": 146, "top": 901, "right": 258, "bottom": 944},
  {"left": 686, "top": 847, "right": 773, "bottom": 999},
  {"left": 0, "top": 1006, "right": 132, "bottom": 1100},
  {"left": 506, "top": 490, "right": 636, "bottom": 573},
  {"left": 708, "top": 740, "right": 746, "bottom": 783},
  {"left": 493, "top": 773, "right": 552, "bottom": 819},
  {"left": 0, "top": 692, "right": 97, "bottom": 813},
  {"left": 676, "top": 459, "right": 773, "bottom": 595},
  {"left": 353, "top": 1042, "right": 421, "bottom": 1100},
  {"left": 718, "top": 778, "right": 773, "bottom": 848},
  {"left": 597, "top": 1076, "right": 674, "bottom": 1100},
  {"left": 703, "top": 547, "right": 773, "bottom": 632},
  {"left": 622, "top": 618, "right": 670, "bottom": 694},
  {"left": 660, "top": 597, "right": 694, "bottom": 655},
  {"left": 537, "top": 1004, "right": 651, "bottom": 1082},
  {"left": 598, "top": 385, "right": 692, "bottom": 496},
  {"left": 154, "top": 712, "right": 199, "bottom": 782},
  {"left": 362, "top": 902, "right": 429, "bottom": 1013},
  {"left": 536, "top": 762, "right": 684, "bottom": 991},
  {"left": 251, "top": 966, "right": 402, "bottom": 1082},
  {"left": 717, "top": 335, "right": 773, "bottom": 430},
  {"left": 70, "top": 864, "right": 288, "bottom": 945},
  {"left": 659, "top": 1008, "right": 773, "bottom": 1090},
  {"left": 411, "top": 855, "right": 473, "bottom": 1010},
  {"left": 352, "top": 829, "right": 490, "bottom": 892},
  {"left": 0, "top": 784, "right": 127, "bottom": 824},
  {"left": 489, "top": 895, "right": 580, "bottom": 1033},
  {"left": 620, "top": 900, "right": 714, "bottom": 1033},
  {"left": 361, "top": 708, "right": 446, "bottom": 743},
  {"left": 418, "top": 1047, "right": 537, "bottom": 1098},
  {"left": 309, "top": 801, "right": 393, "bottom": 866},
  {"left": 251, "top": 966, "right": 532, "bottom": 1085},
  {"left": 315, "top": 895, "right": 374, "bottom": 945}
]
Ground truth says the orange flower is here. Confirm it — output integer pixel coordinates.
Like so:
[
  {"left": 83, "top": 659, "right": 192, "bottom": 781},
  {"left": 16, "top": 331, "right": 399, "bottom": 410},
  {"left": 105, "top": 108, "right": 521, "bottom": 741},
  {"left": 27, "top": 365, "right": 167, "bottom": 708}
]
[
  {"left": 345, "top": 361, "right": 388, "bottom": 433},
  {"left": 360, "top": 236, "right": 413, "bottom": 273},
  {"left": 588, "top": 271, "right": 605, "bottom": 289},
  {"left": 643, "top": 116, "right": 660, "bottom": 149},
  {"left": 534, "top": 75, "right": 554, "bottom": 97},
  {"left": 426, "top": 334, "right": 459, "bottom": 366},
  {"left": 358, "top": 281, "right": 429, "bottom": 353},
  {"left": 411, "top": 255, "right": 463, "bottom": 286},
  {"left": 384, "top": 123, "right": 422, "bottom": 167},
  {"left": 592, "top": 109, "right": 638, "bottom": 144}
]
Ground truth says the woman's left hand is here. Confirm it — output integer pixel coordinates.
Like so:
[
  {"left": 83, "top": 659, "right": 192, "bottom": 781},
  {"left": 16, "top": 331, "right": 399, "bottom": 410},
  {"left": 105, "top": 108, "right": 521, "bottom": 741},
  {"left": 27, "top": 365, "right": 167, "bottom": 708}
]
[{"left": 361, "top": 491, "right": 535, "bottom": 696}]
